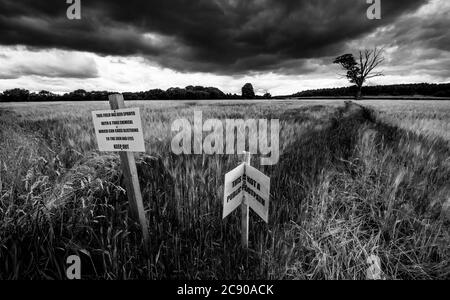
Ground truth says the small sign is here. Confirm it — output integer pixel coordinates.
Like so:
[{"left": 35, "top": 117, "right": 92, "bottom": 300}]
[
  {"left": 92, "top": 107, "right": 145, "bottom": 152},
  {"left": 223, "top": 163, "right": 245, "bottom": 219},
  {"left": 243, "top": 164, "right": 270, "bottom": 223},
  {"left": 223, "top": 163, "right": 270, "bottom": 223}
]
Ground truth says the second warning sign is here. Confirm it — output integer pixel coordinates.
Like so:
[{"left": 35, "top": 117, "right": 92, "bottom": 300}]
[{"left": 92, "top": 107, "right": 145, "bottom": 152}]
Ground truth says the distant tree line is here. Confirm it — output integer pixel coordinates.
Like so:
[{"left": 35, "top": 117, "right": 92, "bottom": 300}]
[
  {"left": 3, "top": 83, "right": 448, "bottom": 102},
  {"left": 0, "top": 84, "right": 274, "bottom": 102},
  {"left": 292, "top": 83, "right": 450, "bottom": 98}
]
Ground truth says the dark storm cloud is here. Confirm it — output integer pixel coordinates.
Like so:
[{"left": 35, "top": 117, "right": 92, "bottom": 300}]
[
  {"left": 351, "top": 2, "right": 450, "bottom": 80},
  {"left": 0, "top": 0, "right": 429, "bottom": 74},
  {"left": 391, "top": 13, "right": 450, "bottom": 52}
]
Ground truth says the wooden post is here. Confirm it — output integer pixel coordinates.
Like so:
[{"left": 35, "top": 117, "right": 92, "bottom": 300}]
[
  {"left": 241, "top": 151, "right": 251, "bottom": 248},
  {"left": 108, "top": 94, "right": 149, "bottom": 251}
]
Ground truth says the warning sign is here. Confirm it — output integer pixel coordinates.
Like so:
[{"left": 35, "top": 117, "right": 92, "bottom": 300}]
[
  {"left": 223, "top": 163, "right": 245, "bottom": 219},
  {"left": 223, "top": 163, "right": 270, "bottom": 222},
  {"left": 92, "top": 107, "right": 145, "bottom": 152},
  {"left": 243, "top": 165, "right": 270, "bottom": 223}
]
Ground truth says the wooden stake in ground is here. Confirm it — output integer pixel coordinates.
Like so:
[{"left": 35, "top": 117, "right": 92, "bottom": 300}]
[
  {"left": 108, "top": 94, "right": 149, "bottom": 250},
  {"left": 241, "top": 151, "right": 251, "bottom": 248}
]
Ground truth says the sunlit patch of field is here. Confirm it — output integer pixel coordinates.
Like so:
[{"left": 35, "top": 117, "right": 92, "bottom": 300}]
[
  {"left": 362, "top": 100, "right": 450, "bottom": 142},
  {"left": 0, "top": 99, "right": 344, "bottom": 156},
  {"left": 0, "top": 99, "right": 449, "bottom": 280}
]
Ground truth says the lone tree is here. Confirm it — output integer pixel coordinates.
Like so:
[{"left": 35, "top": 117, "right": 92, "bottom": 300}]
[
  {"left": 241, "top": 83, "right": 255, "bottom": 99},
  {"left": 333, "top": 48, "right": 384, "bottom": 99}
]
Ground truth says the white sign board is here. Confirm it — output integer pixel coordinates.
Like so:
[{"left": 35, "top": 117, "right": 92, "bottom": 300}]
[
  {"left": 92, "top": 108, "right": 145, "bottom": 152},
  {"left": 223, "top": 163, "right": 270, "bottom": 222},
  {"left": 242, "top": 164, "right": 270, "bottom": 223},
  {"left": 223, "top": 163, "right": 245, "bottom": 219}
]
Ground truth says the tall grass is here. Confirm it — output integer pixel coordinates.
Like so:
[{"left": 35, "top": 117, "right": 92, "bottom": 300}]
[
  {"left": 362, "top": 100, "right": 450, "bottom": 142},
  {"left": 0, "top": 100, "right": 448, "bottom": 279}
]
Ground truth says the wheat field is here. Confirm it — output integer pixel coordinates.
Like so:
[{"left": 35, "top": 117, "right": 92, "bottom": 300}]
[
  {"left": 362, "top": 100, "right": 450, "bottom": 142},
  {"left": 0, "top": 99, "right": 449, "bottom": 279}
]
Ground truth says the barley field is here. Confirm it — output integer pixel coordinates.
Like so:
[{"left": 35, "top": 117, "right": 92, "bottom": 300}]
[
  {"left": 362, "top": 100, "right": 450, "bottom": 142},
  {"left": 0, "top": 99, "right": 449, "bottom": 279}
]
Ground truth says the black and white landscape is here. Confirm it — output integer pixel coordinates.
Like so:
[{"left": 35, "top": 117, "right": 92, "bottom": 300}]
[{"left": 0, "top": 0, "right": 449, "bottom": 281}]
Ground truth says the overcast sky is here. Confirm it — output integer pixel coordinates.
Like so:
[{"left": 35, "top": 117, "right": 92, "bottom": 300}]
[{"left": 0, "top": 0, "right": 449, "bottom": 95}]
